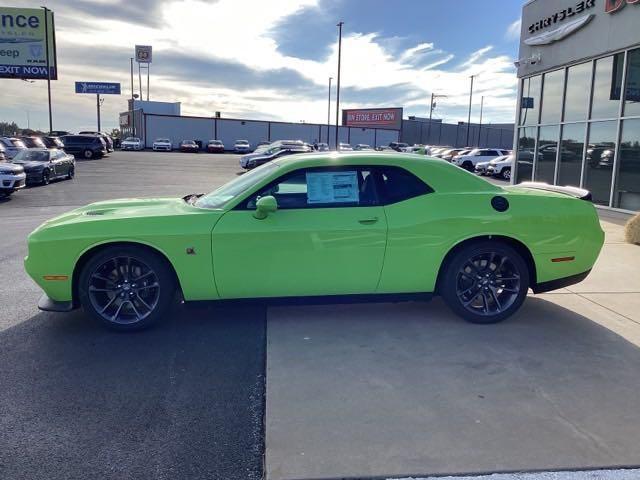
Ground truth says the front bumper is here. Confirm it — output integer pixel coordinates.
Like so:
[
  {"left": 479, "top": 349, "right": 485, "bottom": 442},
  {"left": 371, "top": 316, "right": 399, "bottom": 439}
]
[
  {"left": 38, "top": 293, "right": 75, "bottom": 312},
  {"left": 153, "top": 145, "right": 172, "bottom": 151},
  {"left": 1, "top": 174, "right": 26, "bottom": 191}
]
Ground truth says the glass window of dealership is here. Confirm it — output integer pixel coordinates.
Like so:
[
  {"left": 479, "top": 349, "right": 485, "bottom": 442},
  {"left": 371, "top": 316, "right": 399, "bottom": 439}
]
[{"left": 515, "top": 47, "right": 640, "bottom": 212}]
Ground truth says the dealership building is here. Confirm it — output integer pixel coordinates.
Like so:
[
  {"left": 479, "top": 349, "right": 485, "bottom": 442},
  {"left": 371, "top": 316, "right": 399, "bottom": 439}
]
[{"left": 514, "top": 0, "right": 640, "bottom": 212}]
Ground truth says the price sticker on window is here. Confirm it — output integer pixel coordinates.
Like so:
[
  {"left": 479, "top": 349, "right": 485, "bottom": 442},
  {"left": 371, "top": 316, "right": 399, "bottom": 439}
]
[{"left": 306, "top": 171, "right": 359, "bottom": 204}]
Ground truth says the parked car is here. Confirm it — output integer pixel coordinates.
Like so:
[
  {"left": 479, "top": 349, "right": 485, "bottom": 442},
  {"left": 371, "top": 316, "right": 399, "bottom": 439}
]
[
  {"left": 152, "top": 138, "right": 173, "bottom": 151},
  {"left": 0, "top": 137, "right": 27, "bottom": 159},
  {"left": 12, "top": 148, "right": 75, "bottom": 185},
  {"left": 179, "top": 140, "right": 199, "bottom": 153},
  {"left": 62, "top": 135, "right": 108, "bottom": 159},
  {"left": 41, "top": 136, "right": 65, "bottom": 149},
  {"left": 389, "top": 142, "right": 408, "bottom": 152},
  {"left": 256, "top": 141, "right": 271, "bottom": 148},
  {"left": 315, "top": 142, "right": 329, "bottom": 152},
  {"left": 0, "top": 160, "right": 25, "bottom": 198},
  {"left": 0, "top": 142, "right": 6, "bottom": 162},
  {"left": 452, "top": 148, "right": 511, "bottom": 171},
  {"left": 375, "top": 146, "right": 393, "bottom": 151},
  {"left": 438, "top": 148, "right": 467, "bottom": 162},
  {"left": 475, "top": 155, "right": 509, "bottom": 176},
  {"left": 24, "top": 152, "right": 605, "bottom": 331},
  {"left": 79, "top": 132, "right": 114, "bottom": 152},
  {"left": 121, "top": 137, "right": 143, "bottom": 151},
  {"left": 240, "top": 143, "right": 311, "bottom": 169},
  {"left": 338, "top": 143, "right": 353, "bottom": 151},
  {"left": 19, "top": 136, "right": 47, "bottom": 149},
  {"left": 353, "top": 144, "right": 373, "bottom": 151},
  {"left": 486, "top": 155, "right": 514, "bottom": 180},
  {"left": 49, "top": 130, "right": 73, "bottom": 137},
  {"left": 234, "top": 140, "right": 251, "bottom": 153},
  {"left": 206, "top": 140, "right": 225, "bottom": 153}
]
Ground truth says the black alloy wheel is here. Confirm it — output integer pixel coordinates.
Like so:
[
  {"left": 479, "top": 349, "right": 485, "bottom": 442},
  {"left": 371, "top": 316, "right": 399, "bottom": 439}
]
[
  {"left": 78, "top": 246, "right": 177, "bottom": 331},
  {"left": 441, "top": 241, "right": 529, "bottom": 324},
  {"left": 67, "top": 166, "right": 75, "bottom": 180},
  {"left": 41, "top": 170, "right": 50, "bottom": 185},
  {"left": 83, "top": 149, "right": 94, "bottom": 159}
]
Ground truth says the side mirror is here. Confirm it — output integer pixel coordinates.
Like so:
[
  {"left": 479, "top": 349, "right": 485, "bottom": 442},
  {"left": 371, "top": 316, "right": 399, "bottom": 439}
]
[{"left": 254, "top": 195, "right": 278, "bottom": 219}]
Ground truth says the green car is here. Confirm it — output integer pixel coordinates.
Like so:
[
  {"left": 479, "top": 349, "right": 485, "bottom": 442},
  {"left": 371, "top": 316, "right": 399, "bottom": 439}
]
[{"left": 25, "top": 153, "right": 604, "bottom": 331}]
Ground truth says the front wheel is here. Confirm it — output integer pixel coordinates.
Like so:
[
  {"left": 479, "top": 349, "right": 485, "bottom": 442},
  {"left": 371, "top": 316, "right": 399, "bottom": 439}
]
[
  {"left": 41, "top": 170, "right": 50, "bottom": 185},
  {"left": 440, "top": 241, "right": 530, "bottom": 324},
  {"left": 501, "top": 168, "right": 511, "bottom": 181},
  {"left": 67, "top": 166, "right": 75, "bottom": 180},
  {"left": 78, "top": 245, "right": 177, "bottom": 331},
  {"left": 83, "top": 149, "right": 94, "bottom": 159}
]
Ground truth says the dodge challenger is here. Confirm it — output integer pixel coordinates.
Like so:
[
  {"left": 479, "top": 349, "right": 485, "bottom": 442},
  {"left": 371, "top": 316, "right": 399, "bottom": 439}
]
[{"left": 24, "top": 152, "right": 605, "bottom": 331}]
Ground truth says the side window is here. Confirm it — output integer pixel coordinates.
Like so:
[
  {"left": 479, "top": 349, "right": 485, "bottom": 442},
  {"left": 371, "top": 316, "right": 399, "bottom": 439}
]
[
  {"left": 245, "top": 167, "right": 378, "bottom": 209},
  {"left": 376, "top": 166, "right": 433, "bottom": 205}
]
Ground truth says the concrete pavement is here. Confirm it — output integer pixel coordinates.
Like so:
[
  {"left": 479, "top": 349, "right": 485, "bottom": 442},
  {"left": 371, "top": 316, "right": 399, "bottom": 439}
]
[{"left": 266, "top": 214, "right": 640, "bottom": 480}]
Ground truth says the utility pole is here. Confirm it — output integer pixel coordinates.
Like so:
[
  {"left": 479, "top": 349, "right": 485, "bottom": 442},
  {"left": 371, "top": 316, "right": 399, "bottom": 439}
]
[
  {"left": 335, "top": 21, "right": 343, "bottom": 151},
  {"left": 466, "top": 75, "right": 475, "bottom": 147},
  {"left": 427, "top": 93, "right": 447, "bottom": 145},
  {"left": 477, "top": 96, "right": 484, "bottom": 147},
  {"left": 147, "top": 64, "right": 150, "bottom": 101},
  {"left": 96, "top": 94, "right": 101, "bottom": 132},
  {"left": 42, "top": 6, "right": 53, "bottom": 133},
  {"left": 138, "top": 62, "right": 143, "bottom": 100},
  {"left": 130, "top": 57, "right": 134, "bottom": 101},
  {"left": 327, "top": 76, "right": 332, "bottom": 144}
]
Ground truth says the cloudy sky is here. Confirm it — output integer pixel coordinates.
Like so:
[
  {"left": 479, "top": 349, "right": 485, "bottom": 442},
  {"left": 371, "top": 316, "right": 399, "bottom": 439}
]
[{"left": 2, "top": 0, "right": 523, "bottom": 133}]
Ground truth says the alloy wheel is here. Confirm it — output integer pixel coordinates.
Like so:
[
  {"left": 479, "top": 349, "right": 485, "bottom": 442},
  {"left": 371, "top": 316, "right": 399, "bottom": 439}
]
[
  {"left": 456, "top": 252, "right": 522, "bottom": 317},
  {"left": 87, "top": 256, "right": 161, "bottom": 325}
]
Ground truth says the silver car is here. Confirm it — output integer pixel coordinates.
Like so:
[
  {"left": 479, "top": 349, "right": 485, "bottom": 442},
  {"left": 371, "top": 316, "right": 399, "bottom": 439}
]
[{"left": 0, "top": 137, "right": 27, "bottom": 160}]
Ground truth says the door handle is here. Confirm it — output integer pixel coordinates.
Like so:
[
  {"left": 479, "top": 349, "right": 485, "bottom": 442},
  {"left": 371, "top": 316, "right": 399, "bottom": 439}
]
[{"left": 358, "top": 217, "right": 379, "bottom": 225}]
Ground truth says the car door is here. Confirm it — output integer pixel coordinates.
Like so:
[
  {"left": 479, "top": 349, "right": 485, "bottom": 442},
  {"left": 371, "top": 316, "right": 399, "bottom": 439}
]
[
  {"left": 49, "top": 151, "right": 62, "bottom": 177},
  {"left": 211, "top": 165, "right": 388, "bottom": 299}
]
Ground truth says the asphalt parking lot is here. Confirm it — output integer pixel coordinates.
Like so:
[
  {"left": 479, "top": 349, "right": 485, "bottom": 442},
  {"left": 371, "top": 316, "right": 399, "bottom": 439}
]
[{"left": 1, "top": 151, "right": 640, "bottom": 480}]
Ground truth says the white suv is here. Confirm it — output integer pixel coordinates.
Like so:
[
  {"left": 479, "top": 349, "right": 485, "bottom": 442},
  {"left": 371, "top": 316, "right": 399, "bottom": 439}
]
[
  {"left": 0, "top": 161, "right": 26, "bottom": 198},
  {"left": 451, "top": 148, "right": 510, "bottom": 171}
]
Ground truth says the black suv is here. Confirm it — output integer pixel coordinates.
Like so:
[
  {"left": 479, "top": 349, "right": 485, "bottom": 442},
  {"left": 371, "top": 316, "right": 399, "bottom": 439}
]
[{"left": 61, "top": 135, "right": 107, "bottom": 159}]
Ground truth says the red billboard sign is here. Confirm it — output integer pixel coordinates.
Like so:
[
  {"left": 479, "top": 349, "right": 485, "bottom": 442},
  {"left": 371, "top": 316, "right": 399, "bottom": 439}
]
[{"left": 342, "top": 108, "right": 403, "bottom": 130}]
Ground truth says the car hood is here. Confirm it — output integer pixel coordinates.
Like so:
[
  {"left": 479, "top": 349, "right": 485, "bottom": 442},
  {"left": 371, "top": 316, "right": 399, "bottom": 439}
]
[
  {"left": 33, "top": 197, "right": 217, "bottom": 232},
  {"left": 15, "top": 161, "right": 47, "bottom": 170},
  {"left": 0, "top": 163, "right": 24, "bottom": 174}
]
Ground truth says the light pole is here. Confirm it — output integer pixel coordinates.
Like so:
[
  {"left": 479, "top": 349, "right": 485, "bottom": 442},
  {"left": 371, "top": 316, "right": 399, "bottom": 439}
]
[
  {"left": 327, "top": 76, "right": 332, "bottom": 144},
  {"left": 427, "top": 93, "right": 447, "bottom": 145},
  {"left": 477, "top": 96, "right": 484, "bottom": 147},
  {"left": 335, "top": 21, "right": 343, "bottom": 151},
  {"left": 465, "top": 74, "right": 475, "bottom": 147},
  {"left": 41, "top": 6, "right": 53, "bottom": 133}
]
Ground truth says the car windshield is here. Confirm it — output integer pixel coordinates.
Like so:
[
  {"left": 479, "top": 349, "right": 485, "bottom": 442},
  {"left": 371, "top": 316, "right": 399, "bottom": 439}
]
[
  {"left": 236, "top": 140, "right": 249, "bottom": 144},
  {"left": 12, "top": 150, "right": 49, "bottom": 162},
  {"left": 125, "top": 137, "right": 139, "bottom": 142},
  {"left": 156, "top": 139, "right": 170, "bottom": 143},
  {"left": 195, "top": 162, "right": 279, "bottom": 209},
  {"left": 10, "top": 139, "right": 26, "bottom": 148}
]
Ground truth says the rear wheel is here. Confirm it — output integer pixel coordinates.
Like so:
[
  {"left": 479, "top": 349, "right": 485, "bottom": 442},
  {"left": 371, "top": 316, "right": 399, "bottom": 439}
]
[
  {"left": 83, "top": 149, "right": 94, "bottom": 159},
  {"left": 78, "top": 245, "right": 177, "bottom": 331},
  {"left": 502, "top": 168, "right": 511, "bottom": 180},
  {"left": 440, "top": 241, "right": 529, "bottom": 324},
  {"left": 462, "top": 161, "right": 474, "bottom": 171},
  {"left": 67, "top": 166, "right": 75, "bottom": 180},
  {"left": 41, "top": 169, "right": 50, "bottom": 185}
]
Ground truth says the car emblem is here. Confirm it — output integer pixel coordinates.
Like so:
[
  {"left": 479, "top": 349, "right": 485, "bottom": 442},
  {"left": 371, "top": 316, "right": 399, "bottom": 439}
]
[{"left": 524, "top": 14, "right": 594, "bottom": 46}]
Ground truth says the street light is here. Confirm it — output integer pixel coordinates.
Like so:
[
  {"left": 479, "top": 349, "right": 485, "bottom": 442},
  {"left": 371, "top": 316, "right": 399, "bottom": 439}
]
[
  {"left": 335, "top": 21, "right": 343, "bottom": 151},
  {"left": 466, "top": 74, "right": 476, "bottom": 147},
  {"left": 327, "top": 76, "right": 332, "bottom": 144},
  {"left": 427, "top": 93, "right": 447, "bottom": 144}
]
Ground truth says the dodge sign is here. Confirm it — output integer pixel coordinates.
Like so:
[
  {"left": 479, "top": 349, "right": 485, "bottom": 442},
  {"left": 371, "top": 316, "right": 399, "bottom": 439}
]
[
  {"left": 0, "top": 7, "right": 57, "bottom": 79},
  {"left": 342, "top": 108, "right": 403, "bottom": 130}
]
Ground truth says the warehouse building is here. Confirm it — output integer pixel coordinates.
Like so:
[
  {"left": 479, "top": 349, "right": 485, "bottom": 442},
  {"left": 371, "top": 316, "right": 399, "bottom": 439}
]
[
  {"left": 120, "top": 102, "right": 400, "bottom": 150},
  {"left": 514, "top": 0, "right": 640, "bottom": 212}
]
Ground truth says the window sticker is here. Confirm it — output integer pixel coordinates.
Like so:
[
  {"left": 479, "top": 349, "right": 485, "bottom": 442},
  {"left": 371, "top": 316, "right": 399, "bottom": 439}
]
[{"left": 306, "top": 171, "right": 359, "bottom": 204}]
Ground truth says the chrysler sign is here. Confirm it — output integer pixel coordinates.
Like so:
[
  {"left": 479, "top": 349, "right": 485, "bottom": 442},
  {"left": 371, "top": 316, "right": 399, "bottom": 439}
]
[{"left": 342, "top": 108, "right": 403, "bottom": 130}]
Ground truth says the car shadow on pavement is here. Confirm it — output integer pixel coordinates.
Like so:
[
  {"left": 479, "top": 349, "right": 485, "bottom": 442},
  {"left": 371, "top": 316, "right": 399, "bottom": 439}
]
[
  {"left": 265, "top": 296, "right": 640, "bottom": 479},
  {"left": 0, "top": 303, "right": 266, "bottom": 480}
]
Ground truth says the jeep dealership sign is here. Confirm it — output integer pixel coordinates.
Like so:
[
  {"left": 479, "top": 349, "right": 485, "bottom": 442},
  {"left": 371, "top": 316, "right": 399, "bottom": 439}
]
[
  {"left": 0, "top": 7, "right": 57, "bottom": 79},
  {"left": 342, "top": 108, "right": 403, "bottom": 130}
]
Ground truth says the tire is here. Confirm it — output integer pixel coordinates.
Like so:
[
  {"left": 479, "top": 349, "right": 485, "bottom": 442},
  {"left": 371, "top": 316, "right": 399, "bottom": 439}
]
[
  {"left": 41, "top": 169, "right": 50, "bottom": 185},
  {"left": 67, "top": 166, "right": 75, "bottom": 180},
  {"left": 462, "top": 161, "right": 474, "bottom": 171},
  {"left": 83, "top": 149, "right": 94, "bottom": 159},
  {"left": 78, "top": 245, "right": 177, "bottom": 331},
  {"left": 501, "top": 168, "right": 511, "bottom": 181},
  {"left": 440, "top": 241, "right": 530, "bottom": 324}
]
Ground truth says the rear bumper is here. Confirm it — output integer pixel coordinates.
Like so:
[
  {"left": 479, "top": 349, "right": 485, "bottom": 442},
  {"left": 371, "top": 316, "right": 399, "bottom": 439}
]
[
  {"left": 38, "top": 294, "right": 75, "bottom": 312},
  {"left": 532, "top": 269, "right": 592, "bottom": 294}
]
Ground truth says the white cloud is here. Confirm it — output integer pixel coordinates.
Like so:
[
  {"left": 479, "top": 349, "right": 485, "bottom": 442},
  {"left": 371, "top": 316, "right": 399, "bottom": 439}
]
[
  {"left": 505, "top": 19, "right": 522, "bottom": 41},
  {"left": 0, "top": 0, "right": 519, "bottom": 131}
]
